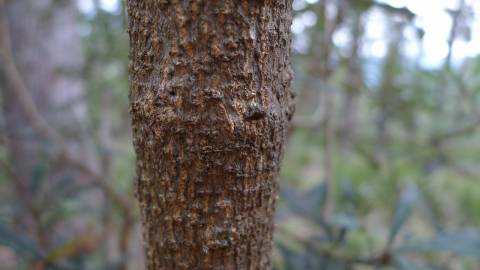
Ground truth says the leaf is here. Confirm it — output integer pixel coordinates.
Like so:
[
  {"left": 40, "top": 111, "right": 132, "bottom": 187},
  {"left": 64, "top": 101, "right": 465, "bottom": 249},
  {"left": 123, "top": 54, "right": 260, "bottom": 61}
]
[
  {"left": 387, "top": 183, "right": 419, "bottom": 246},
  {"left": 332, "top": 213, "right": 358, "bottom": 230},
  {"left": 0, "top": 223, "right": 43, "bottom": 261},
  {"left": 397, "top": 229, "right": 480, "bottom": 257},
  {"left": 351, "top": 0, "right": 374, "bottom": 12},
  {"left": 30, "top": 160, "right": 49, "bottom": 193},
  {"left": 275, "top": 241, "right": 333, "bottom": 270},
  {"left": 280, "top": 183, "right": 326, "bottom": 222},
  {"left": 340, "top": 178, "right": 355, "bottom": 212}
]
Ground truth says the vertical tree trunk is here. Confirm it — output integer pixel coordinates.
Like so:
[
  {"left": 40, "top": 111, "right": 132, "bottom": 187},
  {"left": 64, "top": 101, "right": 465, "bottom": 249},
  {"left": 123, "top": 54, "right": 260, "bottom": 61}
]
[
  {"left": 338, "top": 12, "right": 362, "bottom": 153},
  {"left": 127, "top": 1, "right": 294, "bottom": 269}
]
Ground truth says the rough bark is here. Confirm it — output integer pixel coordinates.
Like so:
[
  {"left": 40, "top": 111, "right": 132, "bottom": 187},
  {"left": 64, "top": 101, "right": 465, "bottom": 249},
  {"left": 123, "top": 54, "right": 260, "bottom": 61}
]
[{"left": 127, "top": 1, "right": 294, "bottom": 269}]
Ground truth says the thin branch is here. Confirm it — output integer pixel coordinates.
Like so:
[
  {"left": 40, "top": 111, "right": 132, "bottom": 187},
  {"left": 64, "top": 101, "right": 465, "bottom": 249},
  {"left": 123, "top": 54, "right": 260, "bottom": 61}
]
[
  {"left": 373, "top": 2, "right": 415, "bottom": 19},
  {"left": 321, "top": 0, "right": 346, "bottom": 220},
  {"left": 430, "top": 118, "right": 480, "bottom": 145}
]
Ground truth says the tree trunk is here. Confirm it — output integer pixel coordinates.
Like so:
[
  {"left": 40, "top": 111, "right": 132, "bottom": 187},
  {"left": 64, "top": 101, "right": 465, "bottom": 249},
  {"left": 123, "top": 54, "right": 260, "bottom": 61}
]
[
  {"left": 127, "top": 1, "right": 294, "bottom": 269},
  {"left": 338, "top": 11, "right": 362, "bottom": 153}
]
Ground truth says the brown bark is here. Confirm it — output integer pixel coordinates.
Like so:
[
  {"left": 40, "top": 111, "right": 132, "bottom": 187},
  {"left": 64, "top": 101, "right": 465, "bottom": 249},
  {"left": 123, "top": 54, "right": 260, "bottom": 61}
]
[{"left": 127, "top": 1, "right": 294, "bottom": 269}]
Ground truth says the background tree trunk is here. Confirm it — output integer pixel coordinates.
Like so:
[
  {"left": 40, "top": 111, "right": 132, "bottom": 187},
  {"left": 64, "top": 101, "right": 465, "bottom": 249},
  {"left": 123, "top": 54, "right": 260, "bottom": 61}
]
[
  {"left": 0, "top": 0, "right": 97, "bottom": 250},
  {"left": 128, "top": 1, "right": 294, "bottom": 269}
]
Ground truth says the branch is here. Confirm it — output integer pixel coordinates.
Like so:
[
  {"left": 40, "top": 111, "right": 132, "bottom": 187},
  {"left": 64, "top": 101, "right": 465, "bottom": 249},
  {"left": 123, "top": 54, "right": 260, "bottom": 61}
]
[
  {"left": 430, "top": 117, "right": 480, "bottom": 145},
  {"left": 373, "top": 2, "right": 415, "bottom": 20}
]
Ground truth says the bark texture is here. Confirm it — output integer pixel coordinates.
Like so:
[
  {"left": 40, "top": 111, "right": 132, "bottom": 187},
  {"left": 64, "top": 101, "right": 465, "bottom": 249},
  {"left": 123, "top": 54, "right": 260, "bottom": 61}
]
[{"left": 127, "top": 1, "right": 294, "bottom": 269}]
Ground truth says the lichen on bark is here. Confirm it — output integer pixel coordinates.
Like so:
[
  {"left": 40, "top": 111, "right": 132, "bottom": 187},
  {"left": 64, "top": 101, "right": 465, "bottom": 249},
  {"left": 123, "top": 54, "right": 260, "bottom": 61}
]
[{"left": 128, "top": 0, "right": 294, "bottom": 269}]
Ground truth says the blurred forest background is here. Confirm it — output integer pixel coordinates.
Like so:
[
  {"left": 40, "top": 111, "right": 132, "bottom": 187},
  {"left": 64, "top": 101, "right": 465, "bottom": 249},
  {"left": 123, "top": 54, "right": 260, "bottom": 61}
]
[{"left": 1, "top": 0, "right": 480, "bottom": 269}]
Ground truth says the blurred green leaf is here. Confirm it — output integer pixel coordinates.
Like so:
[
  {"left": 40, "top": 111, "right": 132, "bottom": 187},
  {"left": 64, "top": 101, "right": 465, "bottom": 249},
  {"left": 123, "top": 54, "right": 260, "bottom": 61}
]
[
  {"left": 280, "top": 183, "right": 326, "bottom": 223},
  {"left": 0, "top": 223, "right": 43, "bottom": 261},
  {"left": 275, "top": 241, "right": 330, "bottom": 270},
  {"left": 388, "top": 183, "right": 419, "bottom": 246},
  {"left": 31, "top": 160, "right": 49, "bottom": 193},
  {"left": 394, "top": 257, "right": 439, "bottom": 270},
  {"left": 397, "top": 229, "right": 480, "bottom": 257},
  {"left": 332, "top": 213, "right": 358, "bottom": 230}
]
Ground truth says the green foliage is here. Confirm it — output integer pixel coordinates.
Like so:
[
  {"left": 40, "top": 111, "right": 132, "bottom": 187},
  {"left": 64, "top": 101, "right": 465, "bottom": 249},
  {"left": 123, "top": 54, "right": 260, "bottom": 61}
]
[
  {"left": 398, "top": 230, "right": 480, "bottom": 257},
  {"left": 387, "top": 183, "right": 418, "bottom": 247},
  {"left": 277, "top": 1, "right": 480, "bottom": 262}
]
